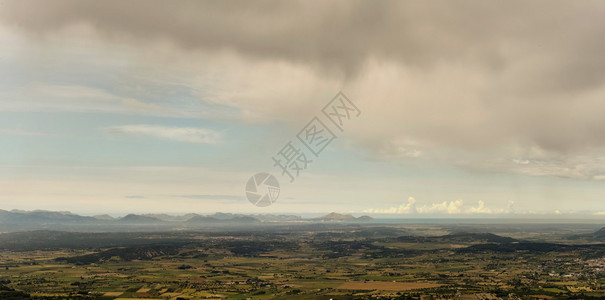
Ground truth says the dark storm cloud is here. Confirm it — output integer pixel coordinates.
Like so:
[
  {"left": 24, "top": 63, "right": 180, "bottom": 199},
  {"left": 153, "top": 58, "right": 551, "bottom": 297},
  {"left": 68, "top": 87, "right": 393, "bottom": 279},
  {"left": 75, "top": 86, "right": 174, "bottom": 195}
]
[{"left": 4, "top": 0, "right": 604, "bottom": 88}]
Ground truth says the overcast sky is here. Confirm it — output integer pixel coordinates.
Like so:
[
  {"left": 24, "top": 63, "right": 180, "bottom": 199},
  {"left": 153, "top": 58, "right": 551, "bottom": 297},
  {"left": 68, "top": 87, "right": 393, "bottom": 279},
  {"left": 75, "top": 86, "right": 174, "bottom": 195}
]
[{"left": 1, "top": 0, "right": 605, "bottom": 216}]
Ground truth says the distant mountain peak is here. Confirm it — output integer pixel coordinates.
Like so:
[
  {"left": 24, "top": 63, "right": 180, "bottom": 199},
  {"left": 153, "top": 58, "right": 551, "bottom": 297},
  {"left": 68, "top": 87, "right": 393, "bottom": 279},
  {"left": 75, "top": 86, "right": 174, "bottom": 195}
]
[
  {"left": 92, "top": 214, "right": 115, "bottom": 221},
  {"left": 314, "top": 212, "right": 373, "bottom": 222},
  {"left": 117, "top": 214, "right": 164, "bottom": 223},
  {"left": 593, "top": 227, "right": 605, "bottom": 237}
]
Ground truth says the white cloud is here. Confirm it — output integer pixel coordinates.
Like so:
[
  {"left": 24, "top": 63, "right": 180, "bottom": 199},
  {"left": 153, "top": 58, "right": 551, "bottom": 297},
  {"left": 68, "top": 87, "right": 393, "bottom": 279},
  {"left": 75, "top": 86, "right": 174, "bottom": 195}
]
[
  {"left": 364, "top": 198, "right": 522, "bottom": 215},
  {"left": 365, "top": 198, "right": 464, "bottom": 215},
  {"left": 0, "top": 83, "right": 175, "bottom": 116},
  {"left": 364, "top": 197, "right": 417, "bottom": 214},
  {"left": 467, "top": 200, "right": 492, "bottom": 214},
  {"left": 417, "top": 200, "right": 464, "bottom": 215},
  {"left": 507, "top": 200, "right": 515, "bottom": 214},
  {"left": 105, "top": 125, "right": 221, "bottom": 144}
]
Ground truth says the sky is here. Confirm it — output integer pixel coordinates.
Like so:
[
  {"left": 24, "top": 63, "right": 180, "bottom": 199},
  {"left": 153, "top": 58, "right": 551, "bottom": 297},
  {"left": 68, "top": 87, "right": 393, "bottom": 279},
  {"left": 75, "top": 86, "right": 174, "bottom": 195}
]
[{"left": 1, "top": 0, "right": 605, "bottom": 217}]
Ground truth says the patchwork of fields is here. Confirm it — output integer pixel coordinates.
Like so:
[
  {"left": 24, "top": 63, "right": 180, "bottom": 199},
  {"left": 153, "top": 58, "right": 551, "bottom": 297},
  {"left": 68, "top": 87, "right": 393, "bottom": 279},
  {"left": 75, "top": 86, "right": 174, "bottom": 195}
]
[{"left": 1, "top": 223, "right": 605, "bottom": 299}]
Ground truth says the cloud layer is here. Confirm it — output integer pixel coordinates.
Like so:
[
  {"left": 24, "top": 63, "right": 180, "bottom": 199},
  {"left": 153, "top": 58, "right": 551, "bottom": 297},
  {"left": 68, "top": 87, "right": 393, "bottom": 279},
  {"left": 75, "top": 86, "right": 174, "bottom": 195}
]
[
  {"left": 3, "top": 0, "right": 605, "bottom": 181},
  {"left": 365, "top": 197, "right": 512, "bottom": 215},
  {"left": 105, "top": 125, "right": 221, "bottom": 144}
]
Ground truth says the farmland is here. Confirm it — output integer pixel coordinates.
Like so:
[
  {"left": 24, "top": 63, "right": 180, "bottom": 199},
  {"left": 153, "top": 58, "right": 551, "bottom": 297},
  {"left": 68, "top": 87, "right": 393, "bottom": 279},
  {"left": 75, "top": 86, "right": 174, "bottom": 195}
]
[{"left": 1, "top": 223, "right": 605, "bottom": 299}]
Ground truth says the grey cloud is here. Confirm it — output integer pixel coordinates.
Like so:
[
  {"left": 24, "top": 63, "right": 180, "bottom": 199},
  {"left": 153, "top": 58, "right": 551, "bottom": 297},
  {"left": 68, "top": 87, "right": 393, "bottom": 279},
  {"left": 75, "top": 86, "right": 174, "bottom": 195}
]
[
  {"left": 4, "top": 0, "right": 605, "bottom": 98},
  {"left": 4, "top": 0, "right": 605, "bottom": 106},
  {"left": 4, "top": 0, "right": 604, "bottom": 84},
  {"left": 5, "top": 0, "right": 605, "bottom": 179}
]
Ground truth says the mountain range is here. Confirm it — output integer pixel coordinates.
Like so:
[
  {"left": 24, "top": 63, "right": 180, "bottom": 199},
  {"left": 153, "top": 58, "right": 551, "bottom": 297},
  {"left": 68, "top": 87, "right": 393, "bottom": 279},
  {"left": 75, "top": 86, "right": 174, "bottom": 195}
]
[{"left": 0, "top": 209, "right": 373, "bottom": 232}]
